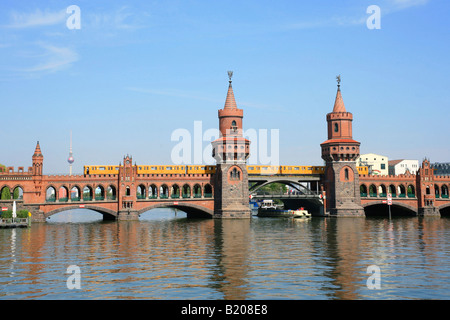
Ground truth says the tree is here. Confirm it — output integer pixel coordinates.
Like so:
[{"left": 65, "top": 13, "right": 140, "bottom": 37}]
[{"left": 1, "top": 187, "right": 11, "bottom": 200}]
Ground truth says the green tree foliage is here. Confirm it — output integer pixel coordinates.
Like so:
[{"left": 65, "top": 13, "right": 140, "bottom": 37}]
[
  {"left": 1, "top": 187, "right": 11, "bottom": 200},
  {"left": 1, "top": 209, "right": 29, "bottom": 218},
  {"left": 259, "top": 183, "right": 288, "bottom": 193}
]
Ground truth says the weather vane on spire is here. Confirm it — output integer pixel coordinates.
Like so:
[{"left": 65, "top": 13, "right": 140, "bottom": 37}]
[
  {"left": 228, "top": 71, "right": 233, "bottom": 83},
  {"left": 336, "top": 74, "right": 341, "bottom": 88}
]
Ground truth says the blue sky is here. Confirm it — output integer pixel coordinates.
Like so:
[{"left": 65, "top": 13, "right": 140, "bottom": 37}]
[{"left": 0, "top": 0, "right": 449, "bottom": 174}]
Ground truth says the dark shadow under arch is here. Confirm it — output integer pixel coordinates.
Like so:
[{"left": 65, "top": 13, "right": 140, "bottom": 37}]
[
  {"left": 438, "top": 203, "right": 450, "bottom": 217},
  {"left": 138, "top": 203, "right": 213, "bottom": 219},
  {"left": 45, "top": 205, "right": 117, "bottom": 220},
  {"left": 362, "top": 202, "right": 417, "bottom": 217}
]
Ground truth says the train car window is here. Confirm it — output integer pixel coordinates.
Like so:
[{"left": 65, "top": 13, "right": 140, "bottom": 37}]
[
  {"left": 151, "top": 167, "right": 157, "bottom": 170},
  {"left": 248, "top": 167, "right": 254, "bottom": 170},
  {"left": 294, "top": 167, "right": 299, "bottom": 170},
  {"left": 167, "top": 167, "right": 172, "bottom": 170}
]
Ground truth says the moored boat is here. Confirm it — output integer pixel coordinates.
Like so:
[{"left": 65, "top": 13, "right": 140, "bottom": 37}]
[{"left": 257, "top": 200, "right": 311, "bottom": 218}]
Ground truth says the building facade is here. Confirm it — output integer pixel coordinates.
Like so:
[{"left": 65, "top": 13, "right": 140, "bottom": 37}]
[
  {"left": 388, "top": 159, "right": 419, "bottom": 175},
  {"left": 432, "top": 162, "right": 450, "bottom": 176},
  {"left": 356, "top": 153, "right": 389, "bottom": 175}
]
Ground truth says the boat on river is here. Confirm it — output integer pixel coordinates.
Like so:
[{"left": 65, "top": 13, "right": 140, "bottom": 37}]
[{"left": 257, "top": 200, "right": 311, "bottom": 218}]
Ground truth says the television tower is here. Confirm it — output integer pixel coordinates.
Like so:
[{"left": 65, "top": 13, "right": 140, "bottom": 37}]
[{"left": 68, "top": 131, "right": 74, "bottom": 175}]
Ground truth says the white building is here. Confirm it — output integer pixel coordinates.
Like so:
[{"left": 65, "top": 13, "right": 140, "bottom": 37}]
[
  {"left": 356, "top": 153, "right": 389, "bottom": 175},
  {"left": 388, "top": 159, "right": 419, "bottom": 175}
]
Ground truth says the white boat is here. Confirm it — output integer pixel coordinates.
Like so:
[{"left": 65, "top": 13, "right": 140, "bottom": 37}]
[{"left": 257, "top": 200, "right": 311, "bottom": 218}]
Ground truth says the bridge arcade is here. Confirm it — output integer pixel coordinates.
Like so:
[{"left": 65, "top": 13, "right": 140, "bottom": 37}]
[{"left": 1, "top": 75, "right": 450, "bottom": 221}]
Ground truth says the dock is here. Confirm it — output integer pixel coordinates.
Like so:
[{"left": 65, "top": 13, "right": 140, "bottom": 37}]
[{"left": 0, "top": 218, "right": 30, "bottom": 228}]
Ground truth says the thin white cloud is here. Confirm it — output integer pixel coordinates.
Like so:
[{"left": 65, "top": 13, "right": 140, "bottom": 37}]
[
  {"left": 387, "top": 0, "right": 430, "bottom": 11},
  {"left": 284, "top": 0, "right": 430, "bottom": 30},
  {"left": 86, "top": 6, "right": 148, "bottom": 31},
  {"left": 126, "top": 87, "right": 220, "bottom": 103},
  {"left": 21, "top": 44, "right": 79, "bottom": 73},
  {"left": 5, "top": 9, "right": 66, "bottom": 29},
  {"left": 126, "top": 87, "right": 283, "bottom": 111}
]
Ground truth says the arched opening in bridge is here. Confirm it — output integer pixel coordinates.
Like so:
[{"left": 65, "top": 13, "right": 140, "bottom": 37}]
[
  {"left": 364, "top": 204, "right": 417, "bottom": 217},
  {"left": 360, "top": 184, "right": 367, "bottom": 197},
  {"left": 46, "top": 186, "right": 56, "bottom": 202},
  {"left": 47, "top": 208, "right": 106, "bottom": 223},
  {"left": 378, "top": 184, "right": 387, "bottom": 197},
  {"left": 182, "top": 184, "right": 191, "bottom": 198},
  {"left": 139, "top": 208, "right": 187, "bottom": 221},
  {"left": 0, "top": 186, "right": 11, "bottom": 200},
  {"left": 398, "top": 185, "right": 406, "bottom": 198},
  {"left": 83, "top": 186, "right": 93, "bottom": 201},
  {"left": 13, "top": 186, "right": 23, "bottom": 200},
  {"left": 107, "top": 185, "right": 116, "bottom": 200},
  {"left": 388, "top": 184, "right": 397, "bottom": 197},
  {"left": 369, "top": 184, "right": 377, "bottom": 197},
  {"left": 71, "top": 186, "right": 80, "bottom": 201},
  {"left": 193, "top": 184, "right": 202, "bottom": 198},
  {"left": 59, "top": 186, "right": 69, "bottom": 202},
  {"left": 139, "top": 204, "right": 212, "bottom": 220},
  {"left": 149, "top": 184, "right": 157, "bottom": 198},
  {"left": 204, "top": 184, "right": 212, "bottom": 198},
  {"left": 435, "top": 185, "right": 440, "bottom": 198},
  {"left": 407, "top": 185, "right": 415, "bottom": 198},
  {"left": 251, "top": 181, "right": 323, "bottom": 216},
  {"left": 441, "top": 185, "right": 449, "bottom": 198},
  {"left": 439, "top": 205, "right": 450, "bottom": 217},
  {"left": 95, "top": 185, "right": 105, "bottom": 201},
  {"left": 171, "top": 184, "right": 180, "bottom": 199},
  {"left": 160, "top": 185, "right": 169, "bottom": 199},
  {"left": 137, "top": 184, "right": 146, "bottom": 199}
]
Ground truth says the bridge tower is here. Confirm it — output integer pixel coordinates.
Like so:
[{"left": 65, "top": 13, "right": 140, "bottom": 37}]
[
  {"left": 32, "top": 141, "right": 43, "bottom": 176},
  {"left": 212, "top": 72, "right": 251, "bottom": 218},
  {"left": 320, "top": 76, "right": 365, "bottom": 217},
  {"left": 117, "top": 155, "right": 139, "bottom": 220},
  {"left": 417, "top": 159, "right": 440, "bottom": 216}
]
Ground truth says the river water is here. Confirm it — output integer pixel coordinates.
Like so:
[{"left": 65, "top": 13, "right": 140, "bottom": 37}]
[{"left": 0, "top": 209, "right": 449, "bottom": 300}]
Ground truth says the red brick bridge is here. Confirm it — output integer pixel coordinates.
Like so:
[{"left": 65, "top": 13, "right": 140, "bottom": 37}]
[
  {"left": 1, "top": 75, "right": 450, "bottom": 220},
  {"left": 0, "top": 147, "right": 214, "bottom": 221}
]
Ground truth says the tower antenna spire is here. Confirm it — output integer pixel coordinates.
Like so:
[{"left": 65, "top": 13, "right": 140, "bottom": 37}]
[
  {"left": 67, "top": 131, "right": 74, "bottom": 175},
  {"left": 228, "top": 70, "right": 233, "bottom": 83},
  {"left": 336, "top": 74, "right": 341, "bottom": 89}
]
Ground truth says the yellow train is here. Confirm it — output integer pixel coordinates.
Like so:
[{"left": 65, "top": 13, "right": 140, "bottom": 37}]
[
  {"left": 84, "top": 165, "right": 368, "bottom": 176},
  {"left": 247, "top": 165, "right": 327, "bottom": 175},
  {"left": 83, "top": 165, "right": 216, "bottom": 175}
]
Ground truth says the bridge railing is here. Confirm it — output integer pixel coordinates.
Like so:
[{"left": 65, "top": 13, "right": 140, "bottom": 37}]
[{"left": 253, "top": 191, "right": 321, "bottom": 197}]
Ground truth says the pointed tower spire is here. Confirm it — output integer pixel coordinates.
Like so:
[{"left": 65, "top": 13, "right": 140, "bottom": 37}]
[
  {"left": 33, "top": 141, "right": 42, "bottom": 156},
  {"left": 32, "top": 141, "right": 43, "bottom": 176},
  {"left": 333, "top": 75, "right": 346, "bottom": 113},
  {"left": 224, "top": 71, "right": 237, "bottom": 109}
]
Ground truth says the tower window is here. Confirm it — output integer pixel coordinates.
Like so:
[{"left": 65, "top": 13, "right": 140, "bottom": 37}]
[
  {"left": 345, "top": 168, "right": 349, "bottom": 181},
  {"left": 334, "top": 123, "right": 339, "bottom": 132},
  {"left": 231, "top": 120, "right": 237, "bottom": 132},
  {"left": 230, "top": 167, "right": 241, "bottom": 181}
]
